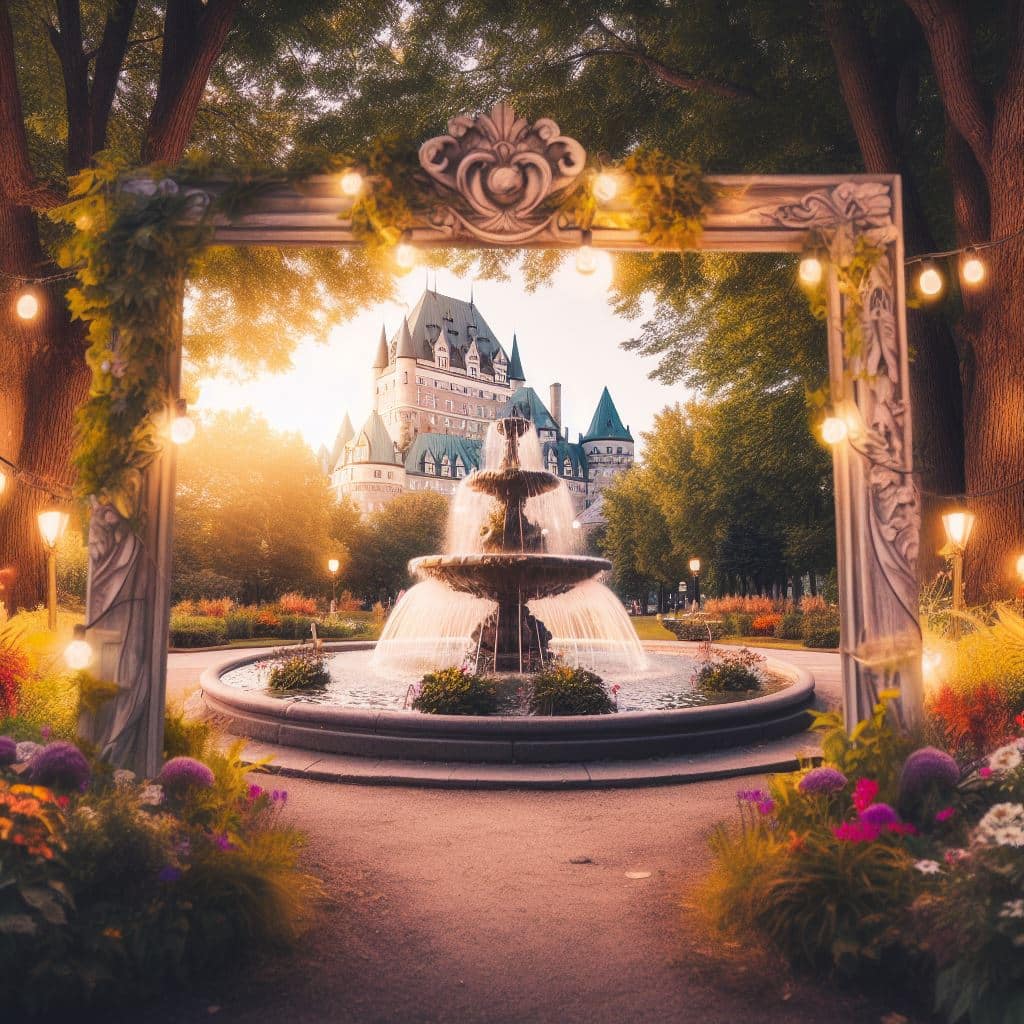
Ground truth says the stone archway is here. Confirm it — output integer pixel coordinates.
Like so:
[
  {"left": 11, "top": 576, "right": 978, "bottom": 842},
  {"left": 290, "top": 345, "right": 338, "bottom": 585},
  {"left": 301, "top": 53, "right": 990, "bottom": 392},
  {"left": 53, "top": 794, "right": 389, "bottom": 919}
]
[{"left": 80, "top": 103, "right": 921, "bottom": 774}]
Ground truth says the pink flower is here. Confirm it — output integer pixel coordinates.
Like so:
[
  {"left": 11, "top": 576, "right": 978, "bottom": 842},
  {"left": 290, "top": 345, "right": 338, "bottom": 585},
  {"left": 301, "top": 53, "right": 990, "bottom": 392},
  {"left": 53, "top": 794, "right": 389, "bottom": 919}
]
[
  {"left": 853, "top": 778, "right": 879, "bottom": 813},
  {"left": 757, "top": 798, "right": 775, "bottom": 815},
  {"left": 247, "top": 784, "right": 263, "bottom": 801},
  {"left": 834, "top": 821, "right": 881, "bottom": 843},
  {"left": 935, "top": 807, "right": 956, "bottom": 823},
  {"left": 887, "top": 821, "right": 918, "bottom": 836},
  {"left": 945, "top": 848, "right": 970, "bottom": 865},
  {"left": 980, "top": 766, "right": 993, "bottom": 779}
]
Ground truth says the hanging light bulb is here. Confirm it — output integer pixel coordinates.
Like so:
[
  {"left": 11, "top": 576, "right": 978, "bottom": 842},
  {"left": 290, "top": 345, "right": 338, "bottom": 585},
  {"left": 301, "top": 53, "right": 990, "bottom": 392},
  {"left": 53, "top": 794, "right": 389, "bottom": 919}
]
[
  {"left": 593, "top": 171, "right": 621, "bottom": 204},
  {"left": 15, "top": 290, "right": 39, "bottom": 320},
  {"left": 395, "top": 240, "right": 417, "bottom": 271},
  {"left": 339, "top": 170, "right": 363, "bottom": 197},
  {"left": 821, "top": 415, "right": 848, "bottom": 446},
  {"left": 961, "top": 249, "right": 986, "bottom": 287},
  {"left": 64, "top": 625, "right": 94, "bottom": 670},
  {"left": 75, "top": 212, "right": 93, "bottom": 231},
  {"left": 170, "top": 399, "right": 195, "bottom": 445},
  {"left": 576, "top": 230, "right": 597, "bottom": 275},
  {"left": 798, "top": 253, "right": 824, "bottom": 285},
  {"left": 917, "top": 262, "right": 944, "bottom": 298},
  {"left": 0, "top": 465, "right": 6, "bottom": 496}
]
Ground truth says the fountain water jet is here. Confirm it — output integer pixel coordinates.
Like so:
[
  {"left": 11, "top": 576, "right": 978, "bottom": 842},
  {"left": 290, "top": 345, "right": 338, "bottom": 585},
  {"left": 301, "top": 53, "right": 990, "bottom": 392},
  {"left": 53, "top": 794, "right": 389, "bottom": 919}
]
[{"left": 373, "top": 417, "right": 646, "bottom": 675}]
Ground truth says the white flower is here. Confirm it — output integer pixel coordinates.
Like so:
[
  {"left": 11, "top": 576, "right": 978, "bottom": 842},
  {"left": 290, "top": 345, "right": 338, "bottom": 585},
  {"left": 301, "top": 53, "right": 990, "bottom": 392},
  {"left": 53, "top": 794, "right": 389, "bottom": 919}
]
[
  {"left": 988, "top": 743, "right": 1023, "bottom": 775},
  {"left": 138, "top": 784, "right": 164, "bottom": 807},
  {"left": 76, "top": 806, "right": 97, "bottom": 824},
  {"left": 914, "top": 859, "right": 942, "bottom": 874},
  {"left": 15, "top": 741, "right": 42, "bottom": 763},
  {"left": 992, "top": 825, "right": 1024, "bottom": 847},
  {"left": 974, "top": 803, "right": 1024, "bottom": 846},
  {"left": 113, "top": 769, "right": 136, "bottom": 788},
  {"left": 1000, "top": 899, "right": 1024, "bottom": 920}
]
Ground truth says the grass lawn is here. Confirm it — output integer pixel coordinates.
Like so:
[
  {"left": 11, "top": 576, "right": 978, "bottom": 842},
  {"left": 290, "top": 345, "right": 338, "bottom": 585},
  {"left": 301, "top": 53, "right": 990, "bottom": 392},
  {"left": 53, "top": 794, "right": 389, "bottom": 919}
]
[{"left": 629, "top": 616, "right": 677, "bottom": 641}]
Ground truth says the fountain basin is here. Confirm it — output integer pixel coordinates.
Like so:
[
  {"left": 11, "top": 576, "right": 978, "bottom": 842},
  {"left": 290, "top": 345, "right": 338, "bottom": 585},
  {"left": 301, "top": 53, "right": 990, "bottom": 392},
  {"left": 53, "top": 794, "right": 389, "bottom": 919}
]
[
  {"left": 411, "top": 553, "right": 611, "bottom": 600},
  {"left": 200, "top": 642, "right": 815, "bottom": 764}
]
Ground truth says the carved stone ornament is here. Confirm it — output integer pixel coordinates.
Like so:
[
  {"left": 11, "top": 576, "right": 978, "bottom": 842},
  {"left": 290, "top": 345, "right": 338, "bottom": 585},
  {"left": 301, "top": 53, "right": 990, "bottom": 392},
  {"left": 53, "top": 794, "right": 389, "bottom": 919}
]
[
  {"left": 755, "top": 180, "right": 894, "bottom": 235},
  {"left": 419, "top": 102, "right": 586, "bottom": 244}
]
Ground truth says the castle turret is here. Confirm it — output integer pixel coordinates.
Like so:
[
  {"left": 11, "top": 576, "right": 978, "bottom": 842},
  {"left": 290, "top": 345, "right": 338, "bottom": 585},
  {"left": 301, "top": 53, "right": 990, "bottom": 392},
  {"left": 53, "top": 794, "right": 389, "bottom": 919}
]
[
  {"left": 582, "top": 387, "right": 634, "bottom": 498},
  {"left": 508, "top": 333, "right": 525, "bottom": 385},
  {"left": 372, "top": 324, "right": 389, "bottom": 373}
]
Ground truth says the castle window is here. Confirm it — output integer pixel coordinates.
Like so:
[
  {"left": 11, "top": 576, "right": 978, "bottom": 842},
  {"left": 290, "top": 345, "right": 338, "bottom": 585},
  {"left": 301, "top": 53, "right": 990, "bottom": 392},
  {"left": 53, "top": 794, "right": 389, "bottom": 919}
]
[
  {"left": 445, "top": 400, "right": 453, "bottom": 411},
  {"left": 441, "top": 455, "right": 451, "bottom": 477},
  {"left": 424, "top": 454, "right": 435, "bottom": 475},
  {"left": 564, "top": 458, "right": 572, "bottom": 476},
  {"left": 374, "top": 470, "right": 381, "bottom": 479},
  {"left": 606, "top": 446, "right": 612, "bottom": 454},
  {"left": 438, "top": 356, "right": 448, "bottom": 369},
  {"left": 617, "top": 446, "right": 623, "bottom": 454},
  {"left": 469, "top": 366, "right": 478, "bottom": 377}
]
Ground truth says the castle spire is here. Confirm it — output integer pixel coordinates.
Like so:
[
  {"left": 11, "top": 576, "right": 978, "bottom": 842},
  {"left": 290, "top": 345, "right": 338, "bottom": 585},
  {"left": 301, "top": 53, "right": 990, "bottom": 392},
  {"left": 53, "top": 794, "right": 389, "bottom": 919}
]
[
  {"left": 508, "top": 333, "right": 525, "bottom": 383},
  {"left": 372, "top": 324, "right": 389, "bottom": 371},
  {"left": 396, "top": 317, "right": 417, "bottom": 359},
  {"left": 583, "top": 387, "right": 633, "bottom": 442}
]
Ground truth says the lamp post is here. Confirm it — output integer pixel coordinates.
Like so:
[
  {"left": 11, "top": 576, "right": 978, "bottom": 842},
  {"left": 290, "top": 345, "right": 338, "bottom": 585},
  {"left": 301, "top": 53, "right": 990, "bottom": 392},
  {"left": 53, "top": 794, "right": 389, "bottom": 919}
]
[
  {"left": 37, "top": 507, "right": 69, "bottom": 631},
  {"left": 942, "top": 509, "right": 976, "bottom": 641},
  {"left": 327, "top": 557, "right": 340, "bottom": 615},
  {"left": 688, "top": 557, "right": 701, "bottom": 611}
]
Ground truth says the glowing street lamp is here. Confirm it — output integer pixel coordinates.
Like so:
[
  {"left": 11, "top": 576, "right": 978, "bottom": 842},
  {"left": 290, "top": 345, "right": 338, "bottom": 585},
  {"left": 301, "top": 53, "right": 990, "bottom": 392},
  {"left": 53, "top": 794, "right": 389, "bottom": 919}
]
[
  {"left": 1016, "top": 552, "right": 1024, "bottom": 583},
  {"left": 339, "top": 170, "right": 364, "bottom": 197},
  {"left": 688, "top": 557, "right": 701, "bottom": 610},
  {"left": 327, "top": 556, "right": 340, "bottom": 613},
  {"left": 593, "top": 171, "right": 622, "bottom": 204},
  {"left": 942, "top": 508, "right": 976, "bottom": 641},
  {"left": 37, "top": 507, "right": 69, "bottom": 630}
]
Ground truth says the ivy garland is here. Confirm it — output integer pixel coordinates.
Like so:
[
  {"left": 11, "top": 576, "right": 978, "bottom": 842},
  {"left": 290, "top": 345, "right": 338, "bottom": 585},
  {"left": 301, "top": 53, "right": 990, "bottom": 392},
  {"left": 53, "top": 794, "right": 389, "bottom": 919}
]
[{"left": 51, "top": 145, "right": 713, "bottom": 519}]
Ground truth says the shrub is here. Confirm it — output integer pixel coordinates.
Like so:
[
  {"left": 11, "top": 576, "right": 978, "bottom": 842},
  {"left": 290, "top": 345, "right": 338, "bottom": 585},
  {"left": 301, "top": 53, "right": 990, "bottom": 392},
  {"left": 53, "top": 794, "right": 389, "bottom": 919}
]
[
  {"left": 752, "top": 612, "right": 782, "bottom": 636},
  {"left": 196, "top": 597, "right": 234, "bottom": 618},
  {"left": 927, "top": 682, "right": 1014, "bottom": 761},
  {"left": 224, "top": 608, "right": 257, "bottom": 640},
  {"left": 799, "top": 594, "right": 827, "bottom": 614},
  {"left": 693, "top": 648, "right": 764, "bottom": 693},
  {"left": 705, "top": 596, "right": 781, "bottom": 616},
  {"left": 335, "top": 590, "right": 363, "bottom": 612},
  {"left": 313, "top": 617, "right": 360, "bottom": 639},
  {"left": 266, "top": 648, "right": 331, "bottom": 692},
  {"left": 253, "top": 609, "right": 281, "bottom": 637},
  {"left": 0, "top": 642, "right": 29, "bottom": 717},
  {"left": 169, "top": 614, "right": 227, "bottom": 649},
  {"left": 662, "top": 617, "right": 725, "bottom": 641},
  {"left": 528, "top": 664, "right": 616, "bottom": 716},
  {"left": 721, "top": 612, "right": 755, "bottom": 636},
  {"left": 158, "top": 755, "right": 215, "bottom": 795},
  {"left": 801, "top": 608, "right": 841, "bottom": 648},
  {"left": 775, "top": 610, "right": 804, "bottom": 640},
  {"left": 277, "top": 592, "right": 318, "bottom": 616},
  {"left": 275, "top": 614, "right": 317, "bottom": 640},
  {"left": 411, "top": 666, "right": 499, "bottom": 715}
]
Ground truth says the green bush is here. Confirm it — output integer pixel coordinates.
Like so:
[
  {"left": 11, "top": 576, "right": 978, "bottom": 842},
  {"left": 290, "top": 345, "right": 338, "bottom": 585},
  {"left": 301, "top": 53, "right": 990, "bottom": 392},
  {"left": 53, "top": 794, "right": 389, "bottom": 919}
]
[
  {"left": 775, "top": 610, "right": 804, "bottom": 640},
  {"left": 224, "top": 609, "right": 257, "bottom": 640},
  {"left": 267, "top": 648, "right": 330, "bottom": 692},
  {"left": 663, "top": 617, "right": 726, "bottom": 641},
  {"left": 313, "top": 617, "right": 360, "bottom": 639},
  {"left": 528, "top": 664, "right": 616, "bottom": 715},
  {"left": 411, "top": 666, "right": 499, "bottom": 715},
  {"left": 693, "top": 648, "right": 764, "bottom": 693},
  {"left": 168, "top": 614, "right": 227, "bottom": 649},
  {"left": 722, "top": 612, "right": 755, "bottom": 636},
  {"left": 276, "top": 614, "right": 318, "bottom": 640},
  {"left": 802, "top": 609, "right": 841, "bottom": 649}
]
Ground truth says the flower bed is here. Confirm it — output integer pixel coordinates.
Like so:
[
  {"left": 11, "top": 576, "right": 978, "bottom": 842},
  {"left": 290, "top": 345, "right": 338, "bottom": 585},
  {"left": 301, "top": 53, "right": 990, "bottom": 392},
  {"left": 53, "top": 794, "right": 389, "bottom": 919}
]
[
  {"left": 0, "top": 712, "right": 317, "bottom": 1016},
  {"left": 704, "top": 690, "right": 1024, "bottom": 1019}
]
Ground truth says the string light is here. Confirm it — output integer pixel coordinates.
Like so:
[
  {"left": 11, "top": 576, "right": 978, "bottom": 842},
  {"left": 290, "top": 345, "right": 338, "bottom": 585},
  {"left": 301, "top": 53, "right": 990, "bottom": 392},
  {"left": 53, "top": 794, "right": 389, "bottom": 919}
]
[
  {"left": 961, "top": 250, "right": 986, "bottom": 287},
  {"left": 64, "top": 625, "right": 94, "bottom": 670},
  {"left": 821, "top": 415, "right": 848, "bottom": 445},
  {"left": 0, "top": 466, "right": 6, "bottom": 497},
  {"left": 917, "top": 262, "right": 944, "bottom": 298},
  {"left": 169, "top": 399, "right": 195, "bottom": 445},
  {"left": 798, "top": 253, "right": 823, "bottom": 285},
  {"left": 15, "top": 290, "right": 39, "bottom": 320},
  {"left": 339, "top": 170, "right": 363, "bottom": 197},
  {"left": 395, "top": 240, "right": 417, "bottom": 271},
  {"left": 576, "top": 230, "right": 597, "bottom": 275},
  {"left": 1016, "top": 553, "right": 1024, "bottom": 582},
  {"left": 593, "top": 172, "right": 621, "bottom": 204}
]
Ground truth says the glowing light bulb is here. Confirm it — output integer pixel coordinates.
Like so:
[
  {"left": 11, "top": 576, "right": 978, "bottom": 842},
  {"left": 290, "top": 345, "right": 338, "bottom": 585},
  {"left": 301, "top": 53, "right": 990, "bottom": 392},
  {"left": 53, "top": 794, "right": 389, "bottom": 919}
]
[
  {"left": 327, "top": 558, "right": 340, "bottom": 574},
  {"left": 688, "top": 557, "right": 701, "bottom": 574},
  {"left": 395, "top": 242, "right": 416, "bottom": 270},
  {"left": 15, "top": 291, "right": 38, "bottom": 320},
  {"left": 942, "top": 510, "right": 975, "bottom": 550},
  {"left": 339, "top": 170, "right": 363, "bottom": 197},
  {"left": 917, "top": 264, "right": 944, "bottom": 297},
  {"left": 170, "top": 414, "right": 196, "bottom": 445},
  {"left": 64, "top": 634, "right": 94, "bottom": 670},
  {"left": 921, "top": 647, "right": 943, "bottom": 684},
  {"left": 1016, "top": 553, "right": 1024, "bottom": 581},
  {"left": 593, "top": 172, "right": 620, "bottom": 204},
  {"left": 576, "top": 244, "right": 597, "bottom": 275},
  {"left": 798, "top": 255, "right": 823, "bottom": 285},
  {"left": 0, "top": 467, "right": 6, "bottom": 496},
  {"left": 821, "top": 416, "right": 848, "bottom": 445},
  {"left": 75, "top": 213, "right": 93, "bottom": 231},
  {"left": 961, "top": 253, "right": 985, "bottom": 286}
]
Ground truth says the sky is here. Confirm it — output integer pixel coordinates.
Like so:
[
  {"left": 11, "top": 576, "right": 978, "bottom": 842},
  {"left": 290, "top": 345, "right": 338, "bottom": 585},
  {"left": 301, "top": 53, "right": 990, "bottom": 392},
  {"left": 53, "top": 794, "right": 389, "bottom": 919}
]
[{"left": 193, "top": 256, "right": 688, "bottom": 459}]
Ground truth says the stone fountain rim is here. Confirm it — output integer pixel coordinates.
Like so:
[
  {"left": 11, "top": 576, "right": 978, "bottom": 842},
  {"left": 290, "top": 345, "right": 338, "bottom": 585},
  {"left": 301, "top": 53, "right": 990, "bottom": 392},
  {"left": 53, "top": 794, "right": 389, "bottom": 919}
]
[
  {"left": 199, "top": 642, "right": 815, "bottom": 763},
  {"left": 410, "top": 553, "right": 613, "bottom": 570}
]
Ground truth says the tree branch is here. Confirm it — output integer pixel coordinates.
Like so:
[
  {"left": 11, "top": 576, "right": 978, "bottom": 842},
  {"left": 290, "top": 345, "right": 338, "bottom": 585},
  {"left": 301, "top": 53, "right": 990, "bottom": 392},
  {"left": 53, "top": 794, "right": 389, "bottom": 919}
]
[
  {"left": 0, "top": 0, "right": 64, "bottom": 207},
  {"left": 89, "top": 0, "right": 138, "bottom": 151},
  {"left": 52, "top": 0, "right": 92, "bottom": 172},
  {"left": 144, "top": 0, "right": 242, "bottom": 163},
  {"left": 904, "top": 0, "right": 992, "bottom": 176}
]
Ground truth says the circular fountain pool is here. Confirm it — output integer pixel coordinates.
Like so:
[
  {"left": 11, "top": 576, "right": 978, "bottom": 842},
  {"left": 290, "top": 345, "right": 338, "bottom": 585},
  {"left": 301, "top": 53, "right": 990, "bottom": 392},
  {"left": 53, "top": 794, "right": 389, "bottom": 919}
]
[{"left": 200, "top": 641, "right": 815, "bottom": 764}]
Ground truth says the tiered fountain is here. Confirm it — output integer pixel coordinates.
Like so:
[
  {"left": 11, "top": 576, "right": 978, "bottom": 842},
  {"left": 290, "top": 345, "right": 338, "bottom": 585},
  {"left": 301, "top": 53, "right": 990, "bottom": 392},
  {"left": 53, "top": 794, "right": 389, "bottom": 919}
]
[{"left": 203, "top": 416, "right": 814, "bottom": 770}]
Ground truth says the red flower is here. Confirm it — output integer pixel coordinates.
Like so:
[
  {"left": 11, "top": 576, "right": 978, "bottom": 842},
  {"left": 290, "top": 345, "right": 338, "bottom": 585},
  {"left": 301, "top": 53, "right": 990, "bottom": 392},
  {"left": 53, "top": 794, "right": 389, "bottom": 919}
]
[
  {"left": 935, "top": 807, "right": 956, "bottom": 823},
  {"left": 834, "top": 821, "right": 881, "bottom": 843},
  {"left": 1016, "top": 711, "right": 1024, "bottom": 732},
  {"left": 853, "top": 778, "right": 879, "bottom": 813}
]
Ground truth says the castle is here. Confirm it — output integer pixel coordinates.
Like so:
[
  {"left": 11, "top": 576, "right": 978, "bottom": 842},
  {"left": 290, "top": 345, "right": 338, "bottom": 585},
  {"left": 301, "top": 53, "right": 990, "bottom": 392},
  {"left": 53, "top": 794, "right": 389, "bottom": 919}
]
[{"left": 320, "top": 289, "right": 634, "bottom": 521}]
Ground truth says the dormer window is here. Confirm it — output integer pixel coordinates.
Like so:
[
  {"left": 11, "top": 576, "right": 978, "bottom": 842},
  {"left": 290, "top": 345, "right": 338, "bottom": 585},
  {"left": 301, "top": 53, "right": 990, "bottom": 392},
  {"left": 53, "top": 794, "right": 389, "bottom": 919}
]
[
  {"left": 424, "top": 454, "right": 436, "bottom": 475},
  {"left": 441, "top": 455, "right": 452, "bottom": 477},
  {"left": 563, "top": 457, "right": 572, "bottom": 476},
  {"left": 455, "top": 457, "right": 465, "bottom": 478}
]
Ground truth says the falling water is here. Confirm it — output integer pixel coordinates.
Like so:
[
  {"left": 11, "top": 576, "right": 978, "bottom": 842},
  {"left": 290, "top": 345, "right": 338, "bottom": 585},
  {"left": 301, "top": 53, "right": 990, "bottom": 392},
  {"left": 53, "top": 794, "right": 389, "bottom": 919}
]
[{"left": 373, "top": 418, "right": 646, "bottom": 677}]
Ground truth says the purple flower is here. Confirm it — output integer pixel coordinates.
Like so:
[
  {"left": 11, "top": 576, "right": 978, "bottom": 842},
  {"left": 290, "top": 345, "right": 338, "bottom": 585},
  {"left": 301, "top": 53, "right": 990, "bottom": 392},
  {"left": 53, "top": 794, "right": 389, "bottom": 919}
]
[
  {"left": 898, "top": 747, "right": 960, "bottom": 802},
  {"left": 213, "top": 832, "right": 235, "bottom": 851},
  {"left": 757, "top": 798, "right": 775, "bottom": 816},
  {"left": 859, "top": 802, "right": 900, "bottom": 827},
  {"left": 797, "top": 766, "right": 848, "bottom": 795},
  {"left": 737, "top": 788, "right": 770, "bottom": 804},
  {"left": 271, "top": 789, "right": 288, "bottom": 803},
  {"left": 158, "top": 756, "right": 215, "bottom": 794},
  {"left": 39, "top": 725, "right": 51, "bottom": 741},
  {"left": 28, "top": 741, "right": 91, "bottom": 792},
  {"left": 157, "top": 865, "right": 183, "bottom": 883},
  {"left": 247, "top": 784, "right": 263, "bottom": 801},
  {"left": 0, "top": 735, "right": 16, "bottom": 766}
]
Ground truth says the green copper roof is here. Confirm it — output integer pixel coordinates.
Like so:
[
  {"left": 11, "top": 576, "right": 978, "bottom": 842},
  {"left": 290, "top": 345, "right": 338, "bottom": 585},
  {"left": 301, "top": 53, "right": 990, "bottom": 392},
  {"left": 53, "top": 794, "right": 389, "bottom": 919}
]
[
  {"left": 350, "top": 410, "right": 398, "bottom": 464},
  {"left": 405, "top": 432, "right": 482, "bottom": 475},
  {"left": 372, "top": 325, "right": 389, "bottom": 369},
  {"left": 508, "top": 333, "right": 525, "bottom": 381},
  {"left": 584, "top": 388, "right": 632, "bottom": 442},
  {"left": 499, "top": 386, "right": 558, "bottom": 433}
]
